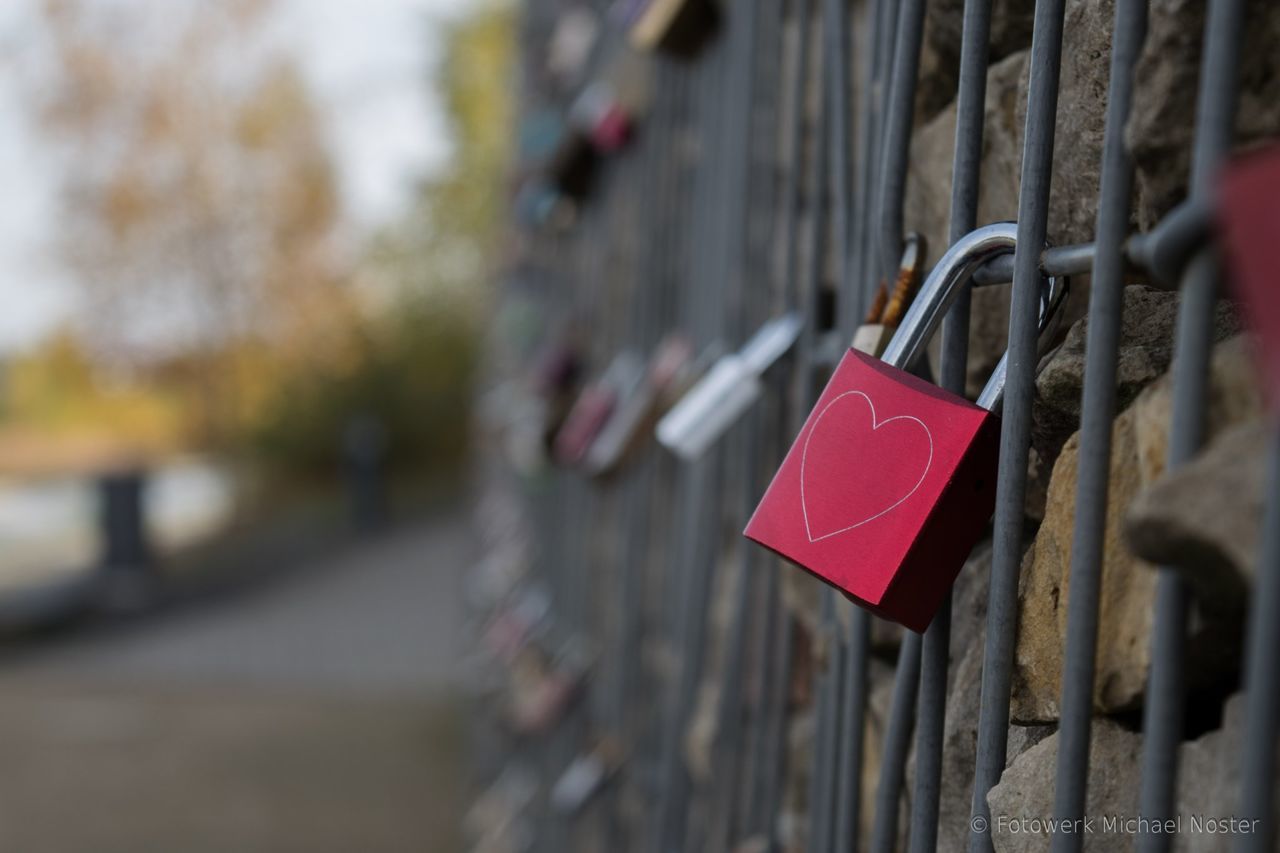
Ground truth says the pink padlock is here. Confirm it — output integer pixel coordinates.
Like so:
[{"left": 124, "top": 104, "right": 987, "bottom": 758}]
[{"left": 570, "top": 82, "right": 633, "bottom": 153}]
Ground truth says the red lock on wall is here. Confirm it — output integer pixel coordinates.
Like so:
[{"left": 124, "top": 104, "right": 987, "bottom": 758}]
[{"left": 744, "top": 223, "right": 1066, "bottom": 632}]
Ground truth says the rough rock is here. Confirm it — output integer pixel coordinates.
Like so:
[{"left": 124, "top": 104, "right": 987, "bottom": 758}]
[
  {"left": 988, "top": 720, "right": 1142, "bottom": 853},
  {"left": 922, "top": 540, "right": 1055, "bottom": 853},
  {"left": 1128, "top": 0, "right": 1280, "bottom": 230},
  {"left": 1171, "top": 694, "right": 1280, "bottom": 853},
  {"left": 907, "top": 0, "right": 1115, "bottom": 400},
  {"left": 906, "top": 51, "right": 1025, "bottom": 296},
  {"left": 1045, "top": 0, "right": 1114, "bottom": 245},
  {"left": 1011, "top": 335, "right": 1261, "bottom": 722},
  {"left": 905, "top": 51, "right": 1024, "bottom": 398},
  {"left": 952, "top": 540, "right": 994, "bottom": 661},
  {"left": 1175, "top": 696, "right": 1244, "bottom": 853},
  {"left": 917, "top": 0, "right": 1036, "bottom": 124},
  {"left": 1126, "top": 418, "right": 1267, "bottom": 620},
  {"left": 1129, "top": 335, "right": 1264, "bottom": 484},
  {"left": 932, "top": 627, "right": 1056, "bottom": 853},
  {"left": 1028, "top": 286, "right": 1240, "bottom": 519}
]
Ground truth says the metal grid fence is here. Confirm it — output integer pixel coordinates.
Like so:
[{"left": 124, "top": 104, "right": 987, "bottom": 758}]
[{"left": 495, "top": 0, "right": 1275, "bottom": 851}]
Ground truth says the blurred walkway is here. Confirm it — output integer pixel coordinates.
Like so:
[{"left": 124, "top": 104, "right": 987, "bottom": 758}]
[{"left": 0, "top": 513, "right": 472, "bottom": 853}]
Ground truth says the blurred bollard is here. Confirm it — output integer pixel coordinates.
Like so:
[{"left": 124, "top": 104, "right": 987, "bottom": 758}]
[
  {"left": 97, "top": 468, "right": 155, "bottom": 613},
  {"left": 344, "top": 414, "right": 390, "bottom": 533}
]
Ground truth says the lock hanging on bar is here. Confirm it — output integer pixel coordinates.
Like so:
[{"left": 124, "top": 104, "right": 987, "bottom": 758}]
[
  {"left": 744, "top": 223, "right": 1067, "bottom": 632},
  {"left": 851, "top": 233, "right": 927, "bottom": 357},
  {"left": 655, "top": 314, "right": 804, "bottom": 461}
]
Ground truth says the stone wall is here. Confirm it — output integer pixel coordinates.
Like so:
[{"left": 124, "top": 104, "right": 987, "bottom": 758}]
[
  {"left": 494, "top": 0, "right": 1280, "bottom": 848},
  {"left": 772, "top": 1, "right": 1280, "bottom": 850}
]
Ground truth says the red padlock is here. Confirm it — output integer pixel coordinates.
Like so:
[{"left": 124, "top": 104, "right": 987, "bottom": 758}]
[
  {"left": 1218, "top": 142, "right": 1280, "bottom": 408},
  {"left": 745, "top": 223, "right": 1066, "bottom": 632}
]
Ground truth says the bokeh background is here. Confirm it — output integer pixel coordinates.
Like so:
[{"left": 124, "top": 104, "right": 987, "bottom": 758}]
[{"left": 0, "top": 1, "right": 511, "bottom": 849}]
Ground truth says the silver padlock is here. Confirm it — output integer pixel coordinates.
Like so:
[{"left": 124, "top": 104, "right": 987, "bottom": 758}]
[
  {"left": 656, "top": 313, "right": 804, "bottom": 461},
  {"left": 880, "top": 221, "right": 1068, "bottom": 411},
  {"left": 585, "top": 334, "right": 695, "bottom": 476}
]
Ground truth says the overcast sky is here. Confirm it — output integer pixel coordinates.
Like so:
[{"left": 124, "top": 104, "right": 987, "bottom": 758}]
[{"left": 0, "top": 0, "right": 469, "bottom": 354}]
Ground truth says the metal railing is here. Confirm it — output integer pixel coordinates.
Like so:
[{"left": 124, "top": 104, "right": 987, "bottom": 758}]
[{"left": 495, "top": 0, "right": 1274, "bottom": 850}]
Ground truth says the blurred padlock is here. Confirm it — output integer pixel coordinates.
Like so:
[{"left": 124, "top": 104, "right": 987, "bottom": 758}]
[
  {"left": 745, "top": 223, "right": 1066, "bottom": 632},
  {"left": 548, "top": 131, "right": 598, "bottom": 201},
  {"left": 547, "top": 6, "right": 599, "bottom": 83},
  {"left": 627, "top": 0, "right": 719, "bottom": 59},
  {"left": 851, "top": 233, "right": 926, "bottom": 357},
  {"left": 553, "top": 352, "right": 645, "bottom": 466},
  {"left": 1219, "top": 142, "right": 1280, "bottom": 407},
  {"left": 656, "top": 314, "right": 803, "bottom": 461},
  {"left": 570, "top": 81, "right": 633, "bottom": 153},
  {"left": 550, "top": 738, "right": 622, "bottom": 815},
  {"left": 585, "top": 334, "right": 694, "bottom": 476}
]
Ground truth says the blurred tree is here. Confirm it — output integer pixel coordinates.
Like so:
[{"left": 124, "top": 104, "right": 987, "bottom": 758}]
[
  {"left": 15, "top": 0, "right": 514, "bottom": 486},
  {"left": 0, "top": 330, "right": 187, "bottom": 475},
  {"left": 367, "top": 3, "right": 515, "bottom": 305},
  {"left": 268, "top": 2, "right": 516, "bottom": 480},
  {"left": 29, "top": 0, "right": 357, "bottom": 443}
]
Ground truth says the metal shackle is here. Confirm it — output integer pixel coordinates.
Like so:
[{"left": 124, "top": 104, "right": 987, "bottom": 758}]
[{"left": 878, "top": 221, "right": 1068, "bottom": 414}]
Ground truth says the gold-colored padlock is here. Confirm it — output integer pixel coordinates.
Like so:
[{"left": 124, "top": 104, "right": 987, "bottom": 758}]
[{"left": 851, "top": 233, "right": 927, "bottom": 357}]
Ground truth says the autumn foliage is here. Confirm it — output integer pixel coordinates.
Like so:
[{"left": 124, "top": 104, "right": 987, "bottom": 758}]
[{"left": 5, "top": 0, "right": 514, "bottom": 480}]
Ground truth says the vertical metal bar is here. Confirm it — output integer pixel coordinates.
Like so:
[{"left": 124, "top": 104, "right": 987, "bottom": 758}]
[
  {"left": 745, "top": 564, "right": 784, "bottom": 838},
  {"left": 865, "top": 2, "right": 928, "bottom": 851},
  {"left": 781, "top": 0, "right": 815, "bottom": 307},
  {"left": 734, "top": 0, "right": 787, "bottom": 842},
  {"left": 761, "top": 611, "right": 798, "bottom": 845},
  {"left": 1234, "top": 427, "right": 1280, "bottom": 853},
  {"left": 824, "top": 0, "right": 852, "bottom": 318},
  {"left": 830, "top": 1, "right": 882, "bottom": 845},
  {"left": 908, "top": 2, "right": 992, "bottom": 849},
  {"left": 621, "top": 73, "right": 685, "bottom": 837},
  {"left": 833, "top": 608, "right": 871, "bottom": 851},
  {"left": 709, "top": 0, "right": 769, "bottom": 845},
  {"left": 910, "top": 603, "right": 951, "bottom": 853},
  {"left": 739, "top": 0, "right": 812, "bottom": 842},
  {"left": 857, "top": 0, "right": 896, "bottom": 307},
  {"left": 943, "top": 0, "right": 992, "bottom": 248},
  {"left": 870, "top": 632, "right": 923, "bottom": 853},
  {"left": 709, "top": 481, "right": 763, "bottom": 853},
  {"left": 821, "top": 639, "right": 848, "bottom": 853},
  {"left": 967, "top": 1, "right": 1067, "bottom": 850},
  {"left": 802, "top": 6, "right": 840, "bottom": 842},
  {"left": 809, "top": 594, "right": 838, "bottom": 851},
  {"left": 875, "top": 0, "right": 927, "bottom": 283},
  {"left": 655, "top": 31, "right": 734, "bottom": 846},
  {"left": 1136, "top": 3, "right": 1245, "bottom": 850},
  {"left": 1048, "top": 4, "right": 1147, "bottom": 851},
  {"left": 819, "top": 4, "right": 859, "bottom": 844}
]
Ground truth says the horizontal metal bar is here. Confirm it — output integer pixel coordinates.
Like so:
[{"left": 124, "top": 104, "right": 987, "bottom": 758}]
[{"left": 971, "top": 198, "right": 1212, "bottom": 287}]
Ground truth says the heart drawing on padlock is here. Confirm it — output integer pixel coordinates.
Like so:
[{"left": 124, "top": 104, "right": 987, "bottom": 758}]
[
  {"left": 799, "top": 390, "right": 934, "bottom": 543},
  {"left": 746, "top": 223, "right": 1068, "bottom": 632}
]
